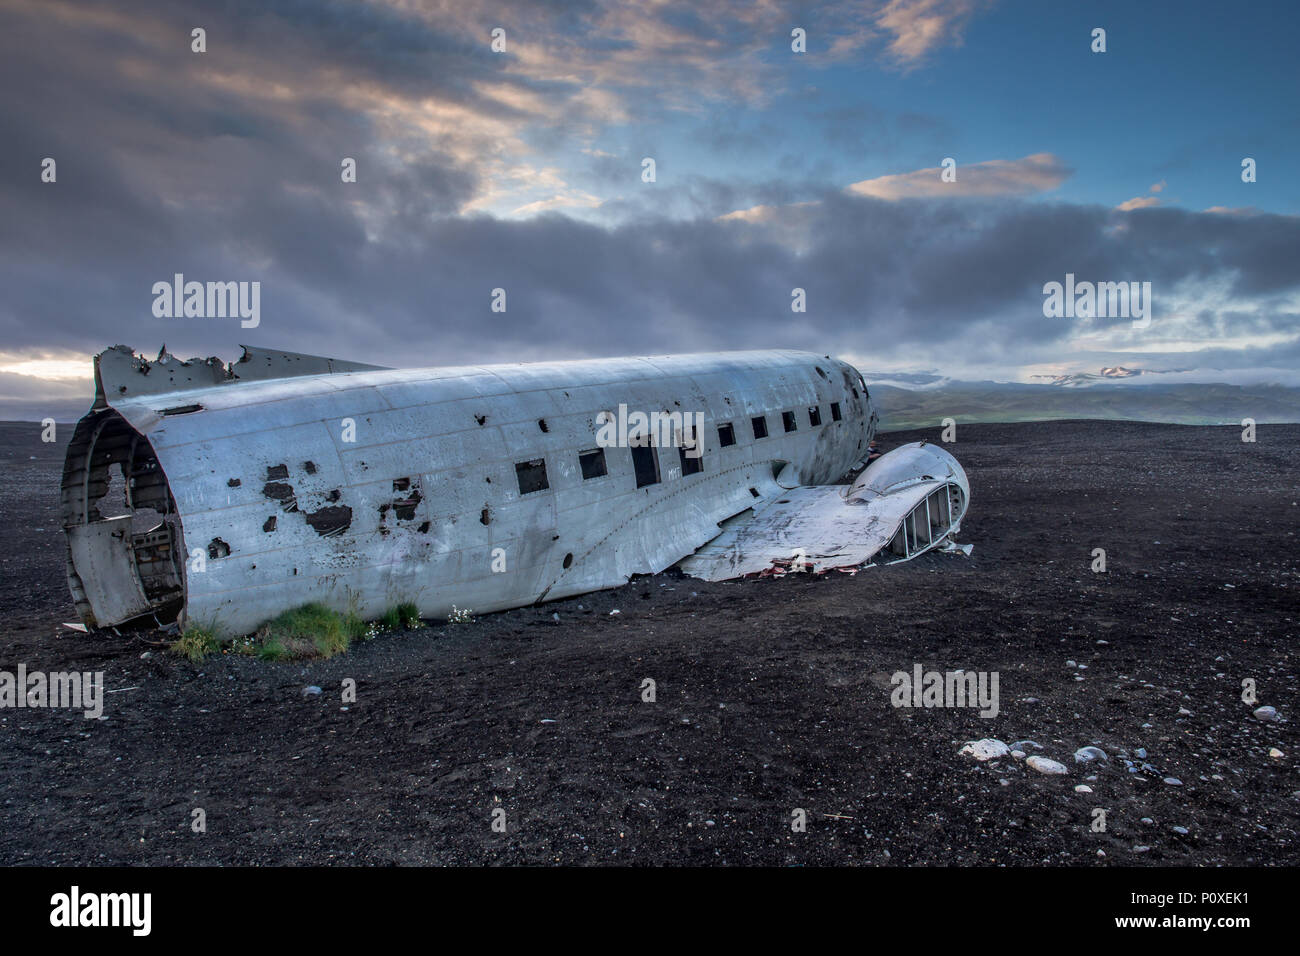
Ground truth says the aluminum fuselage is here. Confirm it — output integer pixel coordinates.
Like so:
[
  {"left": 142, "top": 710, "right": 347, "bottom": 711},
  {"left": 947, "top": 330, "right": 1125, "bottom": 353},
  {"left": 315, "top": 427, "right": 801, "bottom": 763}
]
[{"left": 64, "top": 349, "right": 877, "bottom": 635}]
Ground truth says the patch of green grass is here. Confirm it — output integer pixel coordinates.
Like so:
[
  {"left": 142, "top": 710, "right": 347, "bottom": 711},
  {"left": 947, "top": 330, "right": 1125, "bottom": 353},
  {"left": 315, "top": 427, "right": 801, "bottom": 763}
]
[
  {"left": 255, "top": 603, "right": 354, "bottom": 660},
  {"left": 343, "top": 607, "right": 369, "bottom": 641},
  {"left": 379, "top": 602, "right": 422, "bottom": 632},
  {"left": 171, "top": 624, "right": 220, "bottom": 662}
]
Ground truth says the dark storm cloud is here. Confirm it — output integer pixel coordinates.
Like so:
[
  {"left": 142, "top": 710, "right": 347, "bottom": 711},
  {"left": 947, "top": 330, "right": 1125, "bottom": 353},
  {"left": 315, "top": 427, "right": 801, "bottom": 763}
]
[{"left": 0, "top": 0, "right": 1296, "bottom": 416}]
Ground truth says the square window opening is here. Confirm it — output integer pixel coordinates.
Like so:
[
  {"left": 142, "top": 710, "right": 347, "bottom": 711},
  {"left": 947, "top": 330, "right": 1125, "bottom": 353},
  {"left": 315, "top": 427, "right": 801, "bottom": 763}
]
[
  {"left": 515, "top": 458, "right": 549, "bottom": 495},
  {"left": 579, "top": 448, "right": 607, "bottom": 480},
  {"left": 679, "top": 444, "right": 703, "bottom": 476},
  {"left": 632, "top": 445, "right": 660, "bottom": 488}
]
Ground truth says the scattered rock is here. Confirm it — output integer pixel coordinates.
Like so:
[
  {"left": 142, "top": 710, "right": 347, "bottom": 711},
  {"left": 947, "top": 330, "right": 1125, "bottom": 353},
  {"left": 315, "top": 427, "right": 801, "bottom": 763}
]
[
  {"left": 959, "top": 739, "right": 1009, "bottom": 761},
  {"left": 1163, "top": 777, "right": 1183, "bottom": 786},
  {"left": 302, "top": 685, "right": 322, "bottom": 696},
  {"left": 1009, "top": 740, "right": 1043, "bottom": 752},
  {"left": 1026, "top": 756, "right": 1069, "bottom": 775},
  {"left": 1074, "top": 784, "right": 1093, "bottom": 793},
  {"left": 1074, "top": 746, "right": 1108, "bottom": 764},
  {"left": 1253, "top": 705, "right": 1279, "bottom": 722},
  {"left": 1269, "top": 748, "right": 1284, "bottom": 758}
]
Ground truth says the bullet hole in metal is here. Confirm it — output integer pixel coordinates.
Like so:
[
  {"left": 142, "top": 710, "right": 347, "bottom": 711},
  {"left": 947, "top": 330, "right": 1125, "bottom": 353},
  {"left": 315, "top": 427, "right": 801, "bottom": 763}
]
[
  {"left": 387, "top": 478, "right": 422, "bottom": 520},
  {"left": 262, "top": 481, "right": 297, "bottom": 512},
  {"left": 305, "top": 505, "right": 352, "bottom": 536}
]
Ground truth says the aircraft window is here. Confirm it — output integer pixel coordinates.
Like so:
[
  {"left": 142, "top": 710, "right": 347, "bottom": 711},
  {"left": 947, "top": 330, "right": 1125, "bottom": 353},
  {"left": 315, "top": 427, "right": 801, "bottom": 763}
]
[
  {"left": 830, "top": 402, "right": 842, "bottom": 421},
  {"left": 632, "top": 446, "right": 660, "bottom": 488},
  {"left": 751, "top": 415, "right": 768, "bottom": 439},
  {"left": 718, "top": 422, "right": 736, "bottom": 447},
  {"left": 579, "top": 448, "right": 607, "bottom": 480},
  {"left": 679, "top": 444, "right": 703, "bottom": 476},
  {"left": 808, "top": 406, "right": 822, "bottom": 427},
  {"left": 514, "top": 458, "right": 549, "bottom": 495},
  {"left": 782, "top": 411, "right": 798, "bottom": 432}
]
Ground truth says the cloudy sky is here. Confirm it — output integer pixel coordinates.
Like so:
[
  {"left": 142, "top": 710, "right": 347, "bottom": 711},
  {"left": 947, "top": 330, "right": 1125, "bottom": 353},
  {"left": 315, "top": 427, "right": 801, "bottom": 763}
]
[{"left": 1, "top": 0, "right": 1297, "bottom": 419}]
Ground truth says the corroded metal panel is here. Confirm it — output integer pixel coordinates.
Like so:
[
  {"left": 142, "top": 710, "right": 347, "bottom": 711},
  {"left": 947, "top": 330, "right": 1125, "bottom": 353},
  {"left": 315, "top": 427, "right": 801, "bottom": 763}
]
[{"left": 66, "top": 518, "right": 154, "bottom": 625}]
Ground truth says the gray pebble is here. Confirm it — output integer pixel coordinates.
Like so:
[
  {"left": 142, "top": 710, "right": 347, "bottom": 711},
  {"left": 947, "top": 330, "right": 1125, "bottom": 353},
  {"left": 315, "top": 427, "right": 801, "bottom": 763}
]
[{"left": 1074, "top": 746, "right": 1108, "bottom": 764}]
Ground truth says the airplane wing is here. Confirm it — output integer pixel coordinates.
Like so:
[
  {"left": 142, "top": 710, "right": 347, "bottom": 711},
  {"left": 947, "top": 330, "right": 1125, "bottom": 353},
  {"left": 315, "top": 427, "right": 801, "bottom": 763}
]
[{"left": 680, "top": 442, "right": 970, "bottom": 580}]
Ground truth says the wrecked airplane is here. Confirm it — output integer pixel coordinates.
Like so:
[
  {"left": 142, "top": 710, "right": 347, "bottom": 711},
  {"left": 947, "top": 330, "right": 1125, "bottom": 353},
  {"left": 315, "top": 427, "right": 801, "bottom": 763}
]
[{"left": 62, "top": 345, "right": 969, "bottom": 636}]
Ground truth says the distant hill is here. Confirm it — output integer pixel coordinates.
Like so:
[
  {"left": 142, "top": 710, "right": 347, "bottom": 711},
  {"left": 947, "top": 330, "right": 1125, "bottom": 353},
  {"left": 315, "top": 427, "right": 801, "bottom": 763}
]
[
  {"left": 871, "top": 381, "right": 1300, "bottom": 430},
  {"left": 5, "top": 379, "right": 1300, "bottom": 434}
]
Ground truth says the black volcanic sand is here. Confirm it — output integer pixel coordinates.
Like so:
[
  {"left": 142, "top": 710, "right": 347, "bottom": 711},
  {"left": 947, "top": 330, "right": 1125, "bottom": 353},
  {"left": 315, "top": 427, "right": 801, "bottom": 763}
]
[{"left": 0, "top": 419, "right": 1296, "bottom": 866}]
